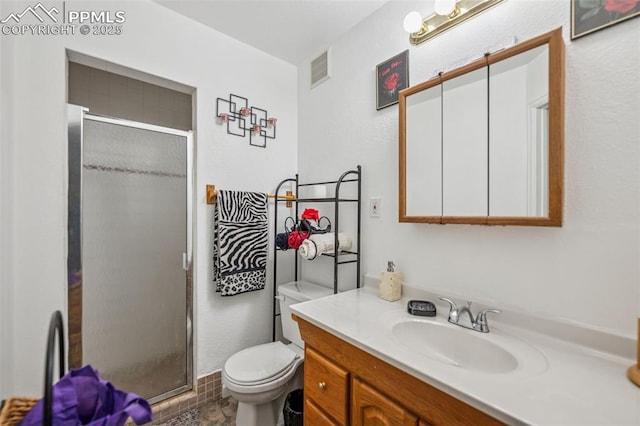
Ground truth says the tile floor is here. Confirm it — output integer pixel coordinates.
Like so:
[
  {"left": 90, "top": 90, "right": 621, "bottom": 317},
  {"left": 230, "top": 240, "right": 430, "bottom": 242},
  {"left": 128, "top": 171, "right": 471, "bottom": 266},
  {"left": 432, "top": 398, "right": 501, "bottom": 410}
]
[{"left": 154, "top": 397, "right": 237, "bottom": 425}]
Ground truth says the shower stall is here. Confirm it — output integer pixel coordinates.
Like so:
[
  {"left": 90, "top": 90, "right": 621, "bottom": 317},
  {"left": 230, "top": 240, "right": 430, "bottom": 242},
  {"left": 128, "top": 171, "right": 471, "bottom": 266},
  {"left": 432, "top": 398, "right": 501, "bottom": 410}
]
[{"left": 67, "top": 104, "right": 193, "bottom": 404}]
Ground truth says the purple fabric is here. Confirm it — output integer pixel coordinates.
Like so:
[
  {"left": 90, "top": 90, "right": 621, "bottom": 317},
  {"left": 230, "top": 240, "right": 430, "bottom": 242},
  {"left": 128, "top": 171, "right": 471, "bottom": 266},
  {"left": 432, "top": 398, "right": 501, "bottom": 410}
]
[{"left": 20, "top": 365, "right": 152, "bottom": 426}]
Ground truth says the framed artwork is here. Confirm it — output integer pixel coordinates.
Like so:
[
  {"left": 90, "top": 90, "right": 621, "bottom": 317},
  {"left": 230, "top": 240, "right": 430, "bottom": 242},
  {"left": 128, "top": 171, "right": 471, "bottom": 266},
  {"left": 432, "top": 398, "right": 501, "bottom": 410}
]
[
  {"left": 376, "top": 50, "right": 409, "bottom": 110},
  {"left": 571, "top": 0, "right": 640, "bottom": 39}
]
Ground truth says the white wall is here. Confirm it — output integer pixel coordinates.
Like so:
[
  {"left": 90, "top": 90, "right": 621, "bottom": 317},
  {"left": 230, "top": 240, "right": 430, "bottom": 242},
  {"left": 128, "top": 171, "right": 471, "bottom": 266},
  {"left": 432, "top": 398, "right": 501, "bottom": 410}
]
[
  {"left": 298, "top": 0, "right": 640, "bottom": 337},
  {"left": 0, "top": 0, "right": 297, "bottom": 397}
]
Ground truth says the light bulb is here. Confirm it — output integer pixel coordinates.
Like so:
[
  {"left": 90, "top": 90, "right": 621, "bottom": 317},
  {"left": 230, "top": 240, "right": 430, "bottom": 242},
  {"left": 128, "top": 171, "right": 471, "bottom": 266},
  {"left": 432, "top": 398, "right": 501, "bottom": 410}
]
[
  {"left": 403, "top": 11, "right": 423, "bottom": 34},
  {"left": 434, "top": 0, "right": 457, "bottom": 16}
]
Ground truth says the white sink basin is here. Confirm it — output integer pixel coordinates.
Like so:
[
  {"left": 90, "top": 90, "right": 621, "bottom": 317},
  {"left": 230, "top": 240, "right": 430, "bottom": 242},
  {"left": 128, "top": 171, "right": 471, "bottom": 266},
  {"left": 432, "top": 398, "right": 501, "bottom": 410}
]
[{"left": 391, "top": 317, "right": 548, "bottom": 375}]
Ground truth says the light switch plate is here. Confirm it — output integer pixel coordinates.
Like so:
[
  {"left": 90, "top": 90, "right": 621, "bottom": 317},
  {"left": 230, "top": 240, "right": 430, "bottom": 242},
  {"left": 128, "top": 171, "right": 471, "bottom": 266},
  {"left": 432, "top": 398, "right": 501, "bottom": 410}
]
[{"left": 369, "top": 197, "right": 381, "bottom": 218}]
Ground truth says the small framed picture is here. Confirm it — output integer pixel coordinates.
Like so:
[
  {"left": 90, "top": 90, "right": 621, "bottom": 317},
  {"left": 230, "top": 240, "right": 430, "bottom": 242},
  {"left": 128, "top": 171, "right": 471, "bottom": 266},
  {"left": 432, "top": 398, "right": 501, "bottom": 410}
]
[
  {"left": 571, "top": 0, "right": 640, "bottom": 40},
  {"left": 376, "top": 50, "right": 409, "bottom": 110}
]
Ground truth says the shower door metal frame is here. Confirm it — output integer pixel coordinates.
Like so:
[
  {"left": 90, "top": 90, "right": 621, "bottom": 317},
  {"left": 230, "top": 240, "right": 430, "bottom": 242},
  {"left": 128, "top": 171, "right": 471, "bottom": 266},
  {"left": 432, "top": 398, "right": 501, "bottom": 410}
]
[{"left": 67, "top": 104, "right": 194, "bottom": 403}]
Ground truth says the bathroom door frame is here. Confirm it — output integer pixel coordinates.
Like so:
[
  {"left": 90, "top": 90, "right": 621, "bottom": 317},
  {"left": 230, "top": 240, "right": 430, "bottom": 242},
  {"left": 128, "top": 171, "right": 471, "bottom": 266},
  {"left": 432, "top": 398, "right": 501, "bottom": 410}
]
[{"left": 66, "top": 104, "right": 195, "bottom": 403}]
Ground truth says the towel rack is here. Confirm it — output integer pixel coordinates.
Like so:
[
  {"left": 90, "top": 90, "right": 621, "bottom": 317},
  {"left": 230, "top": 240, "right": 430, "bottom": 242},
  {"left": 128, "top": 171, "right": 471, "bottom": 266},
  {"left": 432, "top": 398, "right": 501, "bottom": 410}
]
[
  {"left": 271, "top": 166, "right": 362, "bottom": 341},
  {"left": 206, "top": 184, "right": 295, "bottom": 207}
]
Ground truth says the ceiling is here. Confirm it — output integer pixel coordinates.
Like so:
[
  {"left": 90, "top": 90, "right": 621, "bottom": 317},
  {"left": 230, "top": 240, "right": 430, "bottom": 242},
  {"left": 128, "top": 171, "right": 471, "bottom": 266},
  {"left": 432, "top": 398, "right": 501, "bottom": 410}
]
[{"left": 155, "top": 0, "right": 392, "bottom": 65}]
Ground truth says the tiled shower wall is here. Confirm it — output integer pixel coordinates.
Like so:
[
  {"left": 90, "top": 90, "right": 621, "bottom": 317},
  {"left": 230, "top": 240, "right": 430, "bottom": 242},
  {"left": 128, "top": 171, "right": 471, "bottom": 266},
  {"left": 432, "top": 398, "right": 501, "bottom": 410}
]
[{"left": 68, "top": 62, "right": 192, "bottom": 131}]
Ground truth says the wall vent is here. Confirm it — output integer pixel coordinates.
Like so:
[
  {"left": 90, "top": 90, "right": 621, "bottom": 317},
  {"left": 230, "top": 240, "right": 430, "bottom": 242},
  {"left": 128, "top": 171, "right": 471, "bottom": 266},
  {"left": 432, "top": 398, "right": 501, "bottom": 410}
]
[{"left": 310, "top": 48, "right": 331, "bottom": 89}]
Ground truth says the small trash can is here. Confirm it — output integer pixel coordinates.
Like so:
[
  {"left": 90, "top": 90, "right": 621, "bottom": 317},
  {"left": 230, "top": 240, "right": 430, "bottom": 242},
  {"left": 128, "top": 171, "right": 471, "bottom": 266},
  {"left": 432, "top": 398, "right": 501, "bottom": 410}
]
[{"left": 283, "top": 388, "right": 304, "bottom": 426}]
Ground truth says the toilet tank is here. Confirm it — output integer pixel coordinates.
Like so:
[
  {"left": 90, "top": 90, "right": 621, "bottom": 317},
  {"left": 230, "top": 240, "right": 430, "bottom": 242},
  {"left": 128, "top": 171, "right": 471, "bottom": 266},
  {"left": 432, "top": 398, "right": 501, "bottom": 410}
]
[{"left": 278, "top": 281, "right": 333, "bottom": 348}]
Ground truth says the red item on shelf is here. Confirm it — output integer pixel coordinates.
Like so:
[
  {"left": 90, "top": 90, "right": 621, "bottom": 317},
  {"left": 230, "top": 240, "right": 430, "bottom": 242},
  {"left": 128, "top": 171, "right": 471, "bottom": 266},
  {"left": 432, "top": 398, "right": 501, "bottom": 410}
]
[{"left": 301, "top": 208, "right": 319, "bottom": 221}]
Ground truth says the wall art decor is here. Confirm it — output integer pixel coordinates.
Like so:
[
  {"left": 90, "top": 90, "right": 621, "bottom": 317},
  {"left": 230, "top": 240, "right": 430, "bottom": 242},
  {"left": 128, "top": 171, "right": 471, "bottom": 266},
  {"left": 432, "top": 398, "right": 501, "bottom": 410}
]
[
  {"left": 216, "top": 93, "right": 277, "bottom": 148},
  {"left": 571, "top": 0, "right": 640, "bottom": 39},
  {"left": 376, "top": 50, "right": 409, "bottom": 110}
]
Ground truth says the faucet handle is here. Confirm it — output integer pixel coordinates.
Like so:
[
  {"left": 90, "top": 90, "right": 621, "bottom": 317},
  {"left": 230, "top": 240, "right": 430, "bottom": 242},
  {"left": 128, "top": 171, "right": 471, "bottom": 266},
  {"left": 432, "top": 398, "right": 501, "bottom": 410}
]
[
  {"left": 475, "top": 308, "right": 502, "bottom": 333},
  {"left": 438, "top": 297, "right": 459, "bottom": 322},
  {"left": 438, "top": 297, "right": 457, "bottom": 311}
]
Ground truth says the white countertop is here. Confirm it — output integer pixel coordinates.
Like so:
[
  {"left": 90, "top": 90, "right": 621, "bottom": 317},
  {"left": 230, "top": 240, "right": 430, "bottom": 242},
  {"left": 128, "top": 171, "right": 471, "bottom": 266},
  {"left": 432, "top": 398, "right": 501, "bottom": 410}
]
[{"left": 290, "top": 284, "right": 640, "bottom": 425}]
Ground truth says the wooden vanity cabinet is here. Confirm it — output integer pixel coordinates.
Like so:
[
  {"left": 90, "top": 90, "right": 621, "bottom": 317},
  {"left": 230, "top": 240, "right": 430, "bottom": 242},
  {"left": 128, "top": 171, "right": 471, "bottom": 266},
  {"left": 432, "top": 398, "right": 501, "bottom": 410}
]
[
  {"left": 305, "top": 347, "right": 349, "bottom": 424},
  {"left": 352, "top": 378, "right": 418, "bottom": 426},
  {"left": 294, "top": 314, "right": 503, "bottom": 426}
]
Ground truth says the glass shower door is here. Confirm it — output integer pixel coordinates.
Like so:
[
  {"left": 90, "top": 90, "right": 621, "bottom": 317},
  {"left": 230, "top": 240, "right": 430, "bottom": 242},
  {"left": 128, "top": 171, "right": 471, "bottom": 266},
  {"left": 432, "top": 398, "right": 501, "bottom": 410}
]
[{"left": 76, "top": 111, "right": 192, "bottom": 403}]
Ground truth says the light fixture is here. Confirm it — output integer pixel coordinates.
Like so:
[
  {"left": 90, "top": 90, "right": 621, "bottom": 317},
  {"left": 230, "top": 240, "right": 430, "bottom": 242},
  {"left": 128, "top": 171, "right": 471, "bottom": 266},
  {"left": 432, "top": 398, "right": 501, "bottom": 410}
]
[
  {"left": 404, "top": 0, "right": 504, "bottom": 46},
  {"left": 433, "top": 0, "right": 457, "bottom": 16},
  {"left": 403, "top": 11, "right": 424, "bottom": 33}
]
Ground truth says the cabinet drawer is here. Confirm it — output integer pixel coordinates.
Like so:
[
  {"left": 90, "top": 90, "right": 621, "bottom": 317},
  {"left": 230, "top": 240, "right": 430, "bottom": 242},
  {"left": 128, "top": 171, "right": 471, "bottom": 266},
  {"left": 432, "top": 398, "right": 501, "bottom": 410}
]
[
  {"left": 305, "top": 397, "right": 340, "bottom": 426},
  {"left": 305, "top": 347, "right": 349, "bottom": 425}
]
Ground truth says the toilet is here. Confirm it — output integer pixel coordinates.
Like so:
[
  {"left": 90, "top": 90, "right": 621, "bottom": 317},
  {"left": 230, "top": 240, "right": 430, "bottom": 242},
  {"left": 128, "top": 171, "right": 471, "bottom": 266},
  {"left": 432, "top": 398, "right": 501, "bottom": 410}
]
[{"left": 222, "top": 280, "right": 333, "bottom": 426}]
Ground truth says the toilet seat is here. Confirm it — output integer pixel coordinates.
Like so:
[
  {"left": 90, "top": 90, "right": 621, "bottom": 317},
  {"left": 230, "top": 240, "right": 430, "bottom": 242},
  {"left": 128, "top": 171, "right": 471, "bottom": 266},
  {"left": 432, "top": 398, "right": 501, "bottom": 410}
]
[{"left": 223, "top": 342, "right": 303, "bottom": 394}]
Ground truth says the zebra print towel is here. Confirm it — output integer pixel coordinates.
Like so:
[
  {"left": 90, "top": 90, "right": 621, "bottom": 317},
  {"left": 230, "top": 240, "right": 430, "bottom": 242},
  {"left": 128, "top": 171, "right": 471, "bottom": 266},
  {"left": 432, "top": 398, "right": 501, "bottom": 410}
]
[{"left": 213, "top": 190, "right": 268, "bottom": 296}]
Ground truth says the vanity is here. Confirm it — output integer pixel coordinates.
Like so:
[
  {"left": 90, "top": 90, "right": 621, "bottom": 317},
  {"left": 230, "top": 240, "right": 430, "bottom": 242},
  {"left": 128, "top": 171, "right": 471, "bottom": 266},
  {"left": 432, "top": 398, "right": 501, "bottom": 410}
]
[
  {"left": 291, "top": 281, "right": 639, "bottom": 425},
  {"left": 295, "top": 313, "right": 501, "bottom": 425}
]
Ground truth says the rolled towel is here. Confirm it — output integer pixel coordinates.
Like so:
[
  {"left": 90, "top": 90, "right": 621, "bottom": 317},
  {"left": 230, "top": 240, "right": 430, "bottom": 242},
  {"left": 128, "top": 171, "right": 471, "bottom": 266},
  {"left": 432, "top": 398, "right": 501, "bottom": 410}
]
[
  {"left": 288, "top": 230, "right": 309, "bottom": 250},
  {"left": 275, "top": 232, "right": 290, "bottom": 250},
  {"left": 299, "top": 233, "right": 352, "bottom": 260},
  {"left": 299, "top": 240, "right": 313, "bottom": 259}
]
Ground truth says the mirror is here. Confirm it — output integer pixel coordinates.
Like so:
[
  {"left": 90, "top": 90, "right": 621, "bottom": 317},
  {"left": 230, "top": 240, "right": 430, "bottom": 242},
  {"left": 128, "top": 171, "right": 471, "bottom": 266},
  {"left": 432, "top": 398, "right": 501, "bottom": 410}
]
[
  {"left": 442, "top": 66, "right": 488, "bottom": 218},
  {"left": 489, "top": 44, "right": 548, "bottom": 217},
  {"left": 399, "top": 28, "right": 564, "bottom": 226},
  {"left": 405, "top": 82, "right": 441, "bottom": 218}
]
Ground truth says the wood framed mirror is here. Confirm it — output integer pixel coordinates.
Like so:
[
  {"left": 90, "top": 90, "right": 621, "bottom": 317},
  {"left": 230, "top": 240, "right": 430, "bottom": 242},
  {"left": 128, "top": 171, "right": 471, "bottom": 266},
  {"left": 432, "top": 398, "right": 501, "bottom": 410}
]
[{"left": 399, "top": 28, "right": 564, "bottom": 226}]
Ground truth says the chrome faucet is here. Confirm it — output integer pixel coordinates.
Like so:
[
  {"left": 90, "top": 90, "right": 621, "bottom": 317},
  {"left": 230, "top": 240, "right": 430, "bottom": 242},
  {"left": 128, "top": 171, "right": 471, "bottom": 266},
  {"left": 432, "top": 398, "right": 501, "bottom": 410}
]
[{"left": 438, "top": 297, "right": 501, "bottom": 333}]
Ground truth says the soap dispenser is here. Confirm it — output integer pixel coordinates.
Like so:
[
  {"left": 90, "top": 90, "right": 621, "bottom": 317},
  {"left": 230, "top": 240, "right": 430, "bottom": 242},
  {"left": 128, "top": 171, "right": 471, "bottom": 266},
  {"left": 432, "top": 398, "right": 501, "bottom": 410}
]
[{"left": 379, "top": 261, "right": 402, "bottom": 302}]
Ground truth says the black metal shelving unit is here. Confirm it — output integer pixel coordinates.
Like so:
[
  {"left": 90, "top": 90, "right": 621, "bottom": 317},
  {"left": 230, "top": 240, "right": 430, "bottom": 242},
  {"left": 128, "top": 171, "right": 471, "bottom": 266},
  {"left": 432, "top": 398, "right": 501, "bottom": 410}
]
[{"left": 271, "top": 165, "right": 361, "bottom": 341}]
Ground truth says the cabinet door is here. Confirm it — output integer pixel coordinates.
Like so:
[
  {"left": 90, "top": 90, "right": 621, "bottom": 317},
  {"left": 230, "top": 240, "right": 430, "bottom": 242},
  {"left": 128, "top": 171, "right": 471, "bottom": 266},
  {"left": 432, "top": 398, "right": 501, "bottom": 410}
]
[
  {"left": 305, "top": 397, "right": 340, "bottom": 426},
  {"left": 352, "top": 378, "right": 418, "bottom": 426},
  {"left": 305, "top": 347, "right": 349, "bottom": 425}
]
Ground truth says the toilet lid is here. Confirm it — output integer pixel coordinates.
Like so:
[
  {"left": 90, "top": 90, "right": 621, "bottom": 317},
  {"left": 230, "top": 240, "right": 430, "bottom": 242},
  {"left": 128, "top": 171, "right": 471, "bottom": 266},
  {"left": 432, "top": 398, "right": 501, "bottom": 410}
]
[{"left": 224, "top": 341, "right": 298, "bottom": 384}]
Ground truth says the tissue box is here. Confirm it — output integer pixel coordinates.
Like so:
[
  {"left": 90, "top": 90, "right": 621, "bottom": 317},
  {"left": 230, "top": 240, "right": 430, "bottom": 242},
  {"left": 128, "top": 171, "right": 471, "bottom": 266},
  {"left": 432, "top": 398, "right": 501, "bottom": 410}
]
[{"left": 379, "top": 271, "right": 402, "bottom": 302}]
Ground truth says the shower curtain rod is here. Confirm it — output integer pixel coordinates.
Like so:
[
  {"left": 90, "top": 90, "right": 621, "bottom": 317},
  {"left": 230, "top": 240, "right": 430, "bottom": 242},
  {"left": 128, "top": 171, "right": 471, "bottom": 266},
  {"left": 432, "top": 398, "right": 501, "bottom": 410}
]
[{"left": 206, "top": 184, "right": 295, "bottom": 206}]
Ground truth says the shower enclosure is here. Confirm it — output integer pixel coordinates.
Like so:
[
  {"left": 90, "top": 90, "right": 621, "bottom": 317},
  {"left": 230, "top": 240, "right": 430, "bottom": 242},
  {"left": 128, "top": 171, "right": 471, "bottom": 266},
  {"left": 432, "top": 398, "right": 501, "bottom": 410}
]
[{"left": 67, "top": 105, "right": 193, "bottom": 403}]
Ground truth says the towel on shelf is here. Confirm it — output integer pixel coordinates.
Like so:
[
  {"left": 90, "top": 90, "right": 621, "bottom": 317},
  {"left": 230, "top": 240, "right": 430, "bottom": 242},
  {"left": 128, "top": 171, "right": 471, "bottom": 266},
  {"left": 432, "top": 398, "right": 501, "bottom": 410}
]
[
  {"left": 299, "top": 232, "right": 352, "bottom": 260},
  {"left": 213, "top": 190, "right": 268, "bottom": 296}
]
